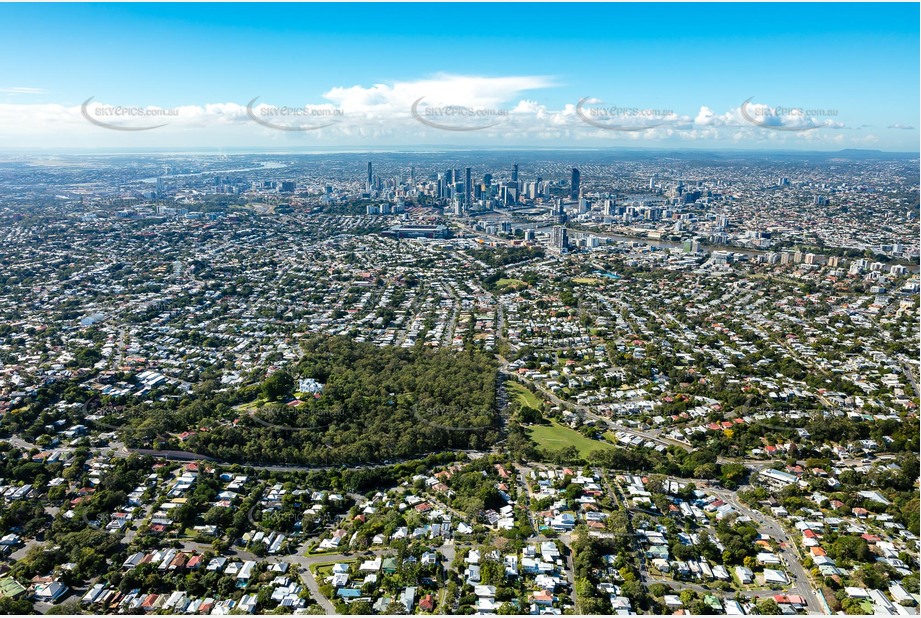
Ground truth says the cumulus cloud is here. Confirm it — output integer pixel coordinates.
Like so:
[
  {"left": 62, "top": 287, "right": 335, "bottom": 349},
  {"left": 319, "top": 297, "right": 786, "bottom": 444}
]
[
  {"left": 323, "top": 73, "right": 554, "bottom": 114},
  {"left": 0, "top": 76, "right": 912, "bottom": 150}
]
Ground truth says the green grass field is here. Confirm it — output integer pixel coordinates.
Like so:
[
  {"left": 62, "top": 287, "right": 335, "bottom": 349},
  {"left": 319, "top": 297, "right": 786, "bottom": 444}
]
[
  {"left": 529, "top": 420, "right": 617, "bottom": 458},
  {"left": 496, "top": 278, "right": 529, "bottom": 289},
  {"left": 572, "top": 277, "right": 602, "bottom": 284},
  {"left": 508, "top": 381, "right": 542, "bottom": 410}
]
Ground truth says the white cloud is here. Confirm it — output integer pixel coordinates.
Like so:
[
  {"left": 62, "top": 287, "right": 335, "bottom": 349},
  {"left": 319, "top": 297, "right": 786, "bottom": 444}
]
[
  {"left": 0, "top": 87, "right": 46, "bottom": 95},
  {"left": 0, "top": 76, "right": 912, "bottom": 150},
  {"left": 323, "top": 73, "right": 554, "bottom": 114}
]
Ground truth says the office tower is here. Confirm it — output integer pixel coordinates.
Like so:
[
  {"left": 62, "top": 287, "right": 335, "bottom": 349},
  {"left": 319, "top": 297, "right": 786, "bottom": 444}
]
[
  {"left": 465, "top": 167, "right": 472, "bottom": 207},
  {"left": 280, "top": 180, "right": 296, "bottom": 193},
  {"left": 570, "top": 168, "right": 581, "bottom": 200},
  {"left": 554, "top": 198, "right": 567, "bottom": 224},
  {"left": 512, "top": 163, "right": 519, "bottom": 183},
  {"left": 483, "top": 173, "right": 492, "bottom": 188},
  {"left": 526, "top": 182, "right": 537, "bottom": 200},
  {"left": 367, "top": 162, "right": 373, "bottom": 191},
  {"left": 550, "top": 226, "right": 568, "bottom": 252}
]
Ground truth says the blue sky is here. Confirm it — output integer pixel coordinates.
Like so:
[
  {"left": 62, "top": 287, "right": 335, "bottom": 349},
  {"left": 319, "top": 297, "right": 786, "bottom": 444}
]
[{"left": 0, "top": 3, "right": 918, "bottom": 151}]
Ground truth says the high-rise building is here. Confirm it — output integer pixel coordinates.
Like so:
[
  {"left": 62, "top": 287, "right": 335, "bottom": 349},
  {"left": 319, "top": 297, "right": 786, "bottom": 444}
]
[
  {"left": 465, "top": 167, "right": 472, "bottom": 207},
  {"left": 570, "top": 168, "right": 581, "bottom": 200},
  {"left": 554, "top": 199, "right": 567, "bottom": 224},
  {"left": 550, "top": 226, "right": 568, "bottom": 253},
  {"left": 367, "top": 162, "right": 373, "bottom": 191},
  {"left": 512, "top": 163, "right": 519, "bottom": 183}
]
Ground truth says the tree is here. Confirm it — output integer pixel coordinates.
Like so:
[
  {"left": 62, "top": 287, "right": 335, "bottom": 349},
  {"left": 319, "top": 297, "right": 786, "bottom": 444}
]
[
  {"left": 349, "top": 601, "right": 373, "bottom": 615},
  {"left": 828, "top": 535, "right": 872, "bottom": 564},
  {"left": 45, "top": 599, "right": 82, "bottom": 615},
  {"left": 755, "top": 598, "right": 780, "bottom": 615},
  {"left": 262, "top": 371, "right": 294, "bottom": 401},
  {"left": 0, "top": 597, "right": 34, "bottom": 614}
]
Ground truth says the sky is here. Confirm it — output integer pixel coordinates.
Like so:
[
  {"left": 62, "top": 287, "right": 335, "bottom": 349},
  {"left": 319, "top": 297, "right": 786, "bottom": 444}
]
[{"left": 0, "top": 3, "right": 918, "bottom": 152}]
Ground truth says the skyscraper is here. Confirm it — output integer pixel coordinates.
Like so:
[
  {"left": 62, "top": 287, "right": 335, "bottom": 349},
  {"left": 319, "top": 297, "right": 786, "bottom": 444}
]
[
  {"left": 550, "top": 226, "right": 568, "bottom": 253},
  {"left": 512, "top": 163, "right": 519, "bottom": 183},
  {"left": 465, "top": 167, "right": 472, "bottom": 208},
  {"left": 367, "top": 162, "right": 373, "bottom": 192},
  {"left": 570, "top": 168, "right": 581, "bottom": 200}
]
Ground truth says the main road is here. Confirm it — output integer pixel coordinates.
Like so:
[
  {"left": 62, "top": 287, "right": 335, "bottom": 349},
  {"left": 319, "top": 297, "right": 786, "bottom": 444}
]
[{"left": 709, "top": 487, "right": 823, "bottom": 614}]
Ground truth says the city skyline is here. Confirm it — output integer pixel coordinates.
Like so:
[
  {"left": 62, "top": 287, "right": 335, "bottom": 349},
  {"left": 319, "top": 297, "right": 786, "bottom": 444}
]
[{"left": 0, "top": 5, "right": 918, "bottom": 615}]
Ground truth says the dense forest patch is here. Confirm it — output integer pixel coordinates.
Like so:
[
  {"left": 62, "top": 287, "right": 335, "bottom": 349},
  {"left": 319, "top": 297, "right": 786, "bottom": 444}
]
[{"left": 187, "top": 336, "right": 500, "bottom": 465}]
